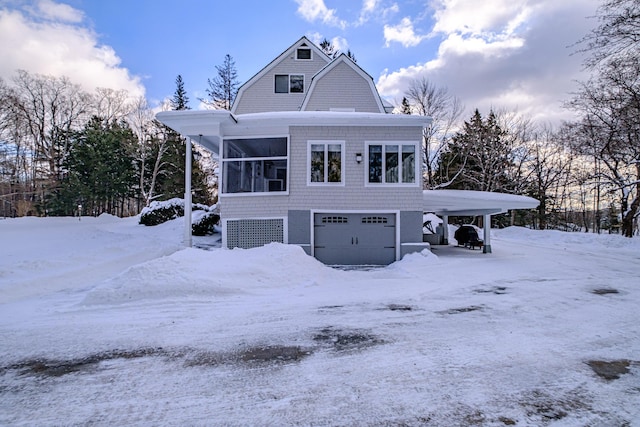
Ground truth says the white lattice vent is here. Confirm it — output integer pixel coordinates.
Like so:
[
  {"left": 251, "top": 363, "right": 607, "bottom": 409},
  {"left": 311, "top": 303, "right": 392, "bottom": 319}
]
[{"left": 227, "top": 218, "right": 284, "bottom": 249}]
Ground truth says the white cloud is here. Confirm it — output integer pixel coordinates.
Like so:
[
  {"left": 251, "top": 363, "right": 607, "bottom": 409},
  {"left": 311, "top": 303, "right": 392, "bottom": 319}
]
[
  {"left": 384, "top": 17, "right": 427, "bottom": 47},
  {"left": 294, "top": 0, "right": 347, "bottom": 29},
  {"left": 377, "top": 0, "right": 599, "bottom": 124},
  {"left": 308, "top": 32, "right": 349, "bottom": 54},
  {"left": 37, "top": 0, "right": 83, "bottom": 23},
  {"left": 430, "top": 0, "right": 534, "bottom": 38},
  {"left": 357, "top": 0, "right": 399, "bottom": 25},
  {"left": 0, "top": 3, "right": 144, "bottom": 98}
]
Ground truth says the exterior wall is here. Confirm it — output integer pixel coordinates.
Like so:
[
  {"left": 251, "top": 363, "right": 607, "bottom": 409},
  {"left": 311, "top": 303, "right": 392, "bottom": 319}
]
[
  {"left": 400, "top": 211, "right": 423, "bottom": 243},
  {"left": 303, "top": 62, "right": 382, "bottom": 113},
  {"left": 233, "top": 53, "right": 329, "bottom": 114},
  {"left": 288, "top": 209, "right": 311, "bottom": 255},
  {"left": 287, "top": 126, "right": 424, "bottom": 212},
  {"left": 221, "top": 124, "right": 424, "bottom": 219}
]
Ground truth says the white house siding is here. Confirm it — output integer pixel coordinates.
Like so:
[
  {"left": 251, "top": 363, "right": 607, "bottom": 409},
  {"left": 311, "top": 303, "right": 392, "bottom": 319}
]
[
  {"left": 303, "top": 62, "right": 382, "bottom": 113},
  {"left": 233, "top": 54, "right": 329, "bottom": 114}
]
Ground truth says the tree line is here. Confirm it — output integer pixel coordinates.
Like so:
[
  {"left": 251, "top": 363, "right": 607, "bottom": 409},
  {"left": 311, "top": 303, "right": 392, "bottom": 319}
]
[
  {"left": 0, "top": 67, "right": 232, "bottom": 217},
  {"left": 402, "top": 0, "right": 639, "bottom": 237},
  {"left": 2, "top": 4, "right": 637, "bottom": 237}
]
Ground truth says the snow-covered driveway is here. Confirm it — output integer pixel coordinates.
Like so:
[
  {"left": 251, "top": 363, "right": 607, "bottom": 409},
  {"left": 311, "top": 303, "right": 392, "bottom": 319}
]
[{"left": 1, "top": 216, "right": 638, "bottom": 425}]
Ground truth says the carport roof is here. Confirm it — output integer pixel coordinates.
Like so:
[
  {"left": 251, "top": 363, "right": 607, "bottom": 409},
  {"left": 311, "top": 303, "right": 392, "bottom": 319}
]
[{"left": 423, "top": 190, "right": 539, "bottom": 216}]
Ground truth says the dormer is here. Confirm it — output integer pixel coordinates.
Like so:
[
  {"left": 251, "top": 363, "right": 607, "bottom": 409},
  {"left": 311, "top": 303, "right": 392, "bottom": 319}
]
[{"left": 300, "top": 54, "right": 387, "bottom": 113}]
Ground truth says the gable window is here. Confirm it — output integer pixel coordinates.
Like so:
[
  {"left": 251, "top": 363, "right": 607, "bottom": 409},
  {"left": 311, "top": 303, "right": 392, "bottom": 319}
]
[
  {"left": 296, "top": 48, "right": 312, "bottom": 60},
  {"left": 366, "top": 142, "right": 417, "bottom": 185},
  {"left": 308, "top": 141, "right": 344, "bottom": 185},
  {"left": 222, "top": 137, "right": 288, "bottom": 194},
  {"left": 275, "top": 74, "right": 304, "bottom": 93}
]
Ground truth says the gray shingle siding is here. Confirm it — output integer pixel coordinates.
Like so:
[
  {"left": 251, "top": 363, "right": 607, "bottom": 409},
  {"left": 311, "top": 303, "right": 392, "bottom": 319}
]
[
  {"left": 233, "top": 55, "right": 328, "bottom": 114},
  {"left": 220, "top": 124, "right": 424, "bottom": 220},
  {"left": 303, "top": 62, "right": 382, "bottom": 112}
]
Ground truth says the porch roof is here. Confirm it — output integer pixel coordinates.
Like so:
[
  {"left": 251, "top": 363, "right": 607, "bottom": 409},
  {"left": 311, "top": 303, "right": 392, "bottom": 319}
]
[{"left": 155, "top": 110, "right": 431, "bottom": 154}]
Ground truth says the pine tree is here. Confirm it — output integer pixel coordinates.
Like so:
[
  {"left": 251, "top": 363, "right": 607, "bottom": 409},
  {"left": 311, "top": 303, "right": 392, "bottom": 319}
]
[
  {"left": 205, "top": 54, "right": 240, "bottom": 110},
  {"left": 319, "top": 38, "right": 356, "bottom": 62},
  {"left": 56, "top": 116, "right": 137, "bottom": 216},
  {"left": 437, "top": 109, "right": 511, "bottom": 192},
  {"left": 171, "top": 75, "right": 190, "bottom": 110},
  {"left": 400, "top": 97, "right": 411, "bottom": 114},
  {"left": 155, "top": 76, "right": 212, "bottom": 204}
]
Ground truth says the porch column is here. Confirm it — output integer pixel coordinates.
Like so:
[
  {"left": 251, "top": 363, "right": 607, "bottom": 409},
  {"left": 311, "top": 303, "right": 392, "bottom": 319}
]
[
  {"left": 483, "top": 214, "right": 492, "bottom": 254},
  {"left": 442, "top": 215, "right": 449, "bottom": 245},
  {"left": 184, "top": 136, "right": 192, "bottom": 247}
]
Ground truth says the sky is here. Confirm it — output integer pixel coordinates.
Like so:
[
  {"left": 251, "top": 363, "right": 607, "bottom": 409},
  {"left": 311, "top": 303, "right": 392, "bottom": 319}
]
[{"left": 0, "top": 0, "right": 601, "bottom": 123}]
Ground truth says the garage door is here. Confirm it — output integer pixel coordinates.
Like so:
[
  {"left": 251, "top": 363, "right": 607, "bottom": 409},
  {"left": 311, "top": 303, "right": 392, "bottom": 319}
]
[{"left": 313, "top": 213, "right": 396, "bottom": 265}]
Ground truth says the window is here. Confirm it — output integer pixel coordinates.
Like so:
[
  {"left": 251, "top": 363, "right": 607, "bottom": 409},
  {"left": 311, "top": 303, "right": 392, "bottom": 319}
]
[
  {"left": 296, "top": 48, "right": 312, "bottom": 60},
  {"left": 275, "top": 74, "right": 304, "bottom": 93},
  {"left": 308, "top": 141, "right": 344, "bottom": 185},
  {"left": 366, "top": 142, "right": 417, "bottom": 185},
  {"left": 222, "top": 137, "right": 288, "bottom": 194}
]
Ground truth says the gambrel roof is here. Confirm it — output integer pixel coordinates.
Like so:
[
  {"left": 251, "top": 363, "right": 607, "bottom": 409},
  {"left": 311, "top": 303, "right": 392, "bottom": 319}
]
[
  {"left": 231, "top": 36, "right": 391, "bottom": 114},
  {"left": 300, "top": 53, "right": 387, "bottom": 113},
  {"left": 231, "top": 36, "right": 330, "bottom": 114}
]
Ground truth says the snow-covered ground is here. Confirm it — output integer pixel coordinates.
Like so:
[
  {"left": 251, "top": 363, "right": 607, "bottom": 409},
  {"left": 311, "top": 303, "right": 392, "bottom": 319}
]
[{"left": 1, "top": 215, "right": 638, "bottom": 426}]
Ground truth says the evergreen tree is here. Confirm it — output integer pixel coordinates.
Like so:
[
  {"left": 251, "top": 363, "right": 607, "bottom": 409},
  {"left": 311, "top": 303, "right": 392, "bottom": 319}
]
[
  {"left": 155, "top": 76, "right": 212, "bottom": 204},
  {"left": 400, "top": 97, "right": 411, "bottom": 114},
  {"left": 171, "top": 75, "right": 190, "bottom": 110},
  {"left": 319, "top": 38, "right": 356, "bottom": 62},
  {"left": 437, "top": 109, "right": 511, "bottom": 192},
  {"left": 320, "top": 38, "right": 337, "bottom": 58},
  {"left": 204, "top": 54, "right": 240, "bottom": 110},
  {"left": 56, "top": 116, "right": 137, "bottom": 215}
]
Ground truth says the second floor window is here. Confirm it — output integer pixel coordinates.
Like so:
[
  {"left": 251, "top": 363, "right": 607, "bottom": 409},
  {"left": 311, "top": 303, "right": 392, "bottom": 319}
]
[
  {"left": 275, "top": 74, "right": 304, "bottom": 93},
  {"left": 366, "top": 142, "right": 417, "bottom": 185}
]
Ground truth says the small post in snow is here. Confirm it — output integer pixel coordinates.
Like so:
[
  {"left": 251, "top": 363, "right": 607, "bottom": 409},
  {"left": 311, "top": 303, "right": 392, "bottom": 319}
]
[
  {"left": 78, "top": 204, "right": 82, "bottom": 221},
  {"left": 184, "top": 136, "right": 192, "bottom": 247}
]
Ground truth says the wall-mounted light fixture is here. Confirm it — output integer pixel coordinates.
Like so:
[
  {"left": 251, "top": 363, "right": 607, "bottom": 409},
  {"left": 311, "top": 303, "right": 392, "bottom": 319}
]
[{"left": 356, "top": 153, "right": 363, "bottom": 164}]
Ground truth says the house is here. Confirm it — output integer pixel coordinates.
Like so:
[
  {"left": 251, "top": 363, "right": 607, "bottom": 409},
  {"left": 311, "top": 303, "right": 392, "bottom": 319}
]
[{"left": 157, "top": 36, "right": 538, "bottom": 264}]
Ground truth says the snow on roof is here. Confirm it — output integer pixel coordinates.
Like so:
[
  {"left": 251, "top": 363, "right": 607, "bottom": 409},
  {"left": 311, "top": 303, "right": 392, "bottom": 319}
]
[
  {"left": 423, "top": 189, "right": 539, "bottom": 216},
  {"left": 155, "top": 110, "right": 431, "bottom": 154}
]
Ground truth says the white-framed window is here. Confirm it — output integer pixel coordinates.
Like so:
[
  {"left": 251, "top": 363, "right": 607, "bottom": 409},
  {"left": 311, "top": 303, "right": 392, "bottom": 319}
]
[
  {"left": 275, "top": 74, "right": 304, "bottom": 93},
  {"left": 296, "top": 47, "right": 312, "bottom": 60},
  {"left": 365, "top": 141, "right": 418, "bottom": 185},
  {"left": 308, "top": 140, "right": 345, "bottom": 185},
  {"left": 221, "top": 136, "right": 289, "bottom": 195}
]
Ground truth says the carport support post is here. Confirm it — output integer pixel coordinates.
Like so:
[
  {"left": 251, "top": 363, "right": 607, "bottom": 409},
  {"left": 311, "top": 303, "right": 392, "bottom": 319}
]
[
  {"left": 483, "top": 214, "right": 492, "bottom": 254},
  {"left": 184, "top": 136, "right": 192, "bottom": 248},
  {"left": 442, "top": 215, "right": 449, "bottom": 245}
]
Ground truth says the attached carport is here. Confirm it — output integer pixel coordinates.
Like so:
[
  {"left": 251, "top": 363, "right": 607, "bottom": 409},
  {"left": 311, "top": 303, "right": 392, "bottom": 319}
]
[{"left": 423, "top": 190, "right": 540, "bottom": 253}]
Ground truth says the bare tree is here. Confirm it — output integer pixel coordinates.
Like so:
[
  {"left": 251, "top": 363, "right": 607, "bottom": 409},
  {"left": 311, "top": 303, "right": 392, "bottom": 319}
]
[
  {"left": 128, "top": 97, "right": 168, "bottom": 206},
  {"left": 567, "top": 57, "right": 640, "bottom": 237},
  {"left": 578, "top": 0, "right": 640, "bottom": 67},
  {"left": 403, "top": 77, "right": 464, "bottom": 189},
  {"left": 204, "top": 54, "right": 240, "bottom": 110},
  {"left": 10, "top": 70, "right": 92, "bottom": 183},
  {"left": 93, "top": 87, "right": 132, "bottom": 122}
]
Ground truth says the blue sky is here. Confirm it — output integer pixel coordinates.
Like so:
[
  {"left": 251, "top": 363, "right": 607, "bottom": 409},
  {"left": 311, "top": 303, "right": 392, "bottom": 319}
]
[{"left": 0, "top": 0, "right": 600, "bottom": 122}]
